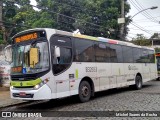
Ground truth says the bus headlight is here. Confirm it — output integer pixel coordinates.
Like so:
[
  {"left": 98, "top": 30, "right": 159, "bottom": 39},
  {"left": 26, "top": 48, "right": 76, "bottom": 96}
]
[
  {"left": 11, "top": 86, "right": 14, "bottom": 89},
  {"left": 34, "top": 78, "right": 49, "bottom": 90},
  {"left": 34, "top": 84, "right": 40, "bottom": 89}
]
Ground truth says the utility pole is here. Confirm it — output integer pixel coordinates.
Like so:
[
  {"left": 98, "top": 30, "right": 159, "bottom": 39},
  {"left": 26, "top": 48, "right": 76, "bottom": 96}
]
[{"left": 120, "top": 0, "right": 125, "bottom": 41}]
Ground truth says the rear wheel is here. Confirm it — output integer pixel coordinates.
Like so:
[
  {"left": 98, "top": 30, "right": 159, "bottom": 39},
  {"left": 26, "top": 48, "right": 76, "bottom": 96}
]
[
  {"left": 135, "top": 75, "right": 143, "bottom": 90},
  {"left": 79, "top": 81, "right": 91, "bottom": 103},
  {"left": 130, "top": 75, "right": 142, "bottom": 90}
]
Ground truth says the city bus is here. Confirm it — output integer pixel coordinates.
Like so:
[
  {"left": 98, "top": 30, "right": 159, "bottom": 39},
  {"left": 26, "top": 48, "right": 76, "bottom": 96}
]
[
  {"left": 155, "top": 52, "right": 160, "bottom": 78},
  {"left": 9, "top": 28, "right": 157, "bottom": 102}
]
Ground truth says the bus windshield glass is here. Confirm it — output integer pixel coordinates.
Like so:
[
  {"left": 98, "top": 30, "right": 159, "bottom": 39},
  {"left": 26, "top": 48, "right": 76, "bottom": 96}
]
[{"left": 11, "top": 41, "right": 49, "bottom": 74}]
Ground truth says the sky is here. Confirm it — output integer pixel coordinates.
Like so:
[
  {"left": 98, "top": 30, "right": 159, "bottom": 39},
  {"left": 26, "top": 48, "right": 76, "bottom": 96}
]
[
  {"left": 30, "top": 0, "right": 36, "bottom": 5},
  {"left": 30, "top": 0, "right": 38, "bottom": 10},
  {"left": 127, "top": 0, "right": 160, "bottom": 40},
  {"left": 30, "top": 0, "right": 160, "bottom": 41}
]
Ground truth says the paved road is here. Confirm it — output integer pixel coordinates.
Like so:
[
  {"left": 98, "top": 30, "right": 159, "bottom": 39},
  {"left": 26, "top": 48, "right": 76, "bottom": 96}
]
[{"left": 1, "top": 80, "right": 160, "bottom": 120}]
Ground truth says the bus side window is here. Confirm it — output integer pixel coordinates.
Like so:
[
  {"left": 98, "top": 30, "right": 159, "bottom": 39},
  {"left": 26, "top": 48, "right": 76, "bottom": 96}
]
[
  {"left": 75, "top": 50, "right": 79, "bottom": 61},
  {"left": 73, "top": 38, "right": 95, "bottom": 62}
]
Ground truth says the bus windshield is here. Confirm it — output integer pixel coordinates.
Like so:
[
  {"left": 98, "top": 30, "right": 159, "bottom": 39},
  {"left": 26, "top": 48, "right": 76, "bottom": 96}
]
[{"left": 11, "top": 41, "right": 49, "bottom": 75}]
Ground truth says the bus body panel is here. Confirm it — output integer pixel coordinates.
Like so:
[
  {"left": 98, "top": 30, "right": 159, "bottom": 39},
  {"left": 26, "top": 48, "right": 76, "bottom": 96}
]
[
  {"left": 111, "top": 63, "right": 124, "bottom": 88},
  {"left": 74, "top": 62, "right": 98, "bottom": 90},
  {"left": 142, "top": 63, "right": 150, "bottom": 82},
  {"left": 10, "top": 84, "right": 52, "bottom": 100},
  {"left": 97, "top": 63, "right": 111, "bottom": 90},
  {"left": 150, "top": 63, "right": 158, "bottom": 80}
]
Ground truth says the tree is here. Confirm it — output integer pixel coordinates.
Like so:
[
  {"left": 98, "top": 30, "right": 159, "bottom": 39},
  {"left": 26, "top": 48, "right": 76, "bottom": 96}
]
[
  {"left": 1, "top": 0, "right": 17, "bottom": 44},
  {"left": 35, "top": 0, "right": 130, "bottom": 39},
  {"left": 155, "top": 47, "right": 160, "bottom": 53},
  {"left": 131, "top": 34, "right": 151, "bottom": 46},
  {"left": 2, "top": 0, "right": 33, "bottom": 44},
  {"left": 150, "top": 33, "right": 160, "bottom": 39},
  {"left": 1, "top": 0, "right": 131, "bottom": 44}
]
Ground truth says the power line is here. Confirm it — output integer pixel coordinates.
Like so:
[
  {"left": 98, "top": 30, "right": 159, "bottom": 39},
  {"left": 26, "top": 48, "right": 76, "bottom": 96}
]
[
  {"left": 134, "top": 20, "right": 155, "bottom": 22},
  {"left": 29, "top": 4, "right": 112, "bottom": 32},
  {"left": 53, "top": 1, "right": 160, "bottom": 35},
  {"left": 126, "top": 35, "right": 134, "bottom": 40},
  {"left": 140, "top": 25, "right": 160, "bottom": 28},
  {"left": 129, "top": 27, "right": 160, "bottom": 32},
  {"left": 5, "top": 0, "right": 107, "bottom": 31},
  {"left": 52, "top": 1, "right": 94, "bottom": 15},
  {"left": 128, "top": 33, "right": 139, "bottom": 35},
  {"left": 129, "top": 0, "right": 159, "bottom": 24},
  {"left": 5, "top": 0, "right": 156, "bottom": 38},
  {"left": 57, "top": 19, "right": 104, "bottom": 33},
  {"left": 3, "top": 0, "right": 113, "bottom": 35},
  {"left": 130, "top": 0, "right": 158, "bottom": 23},
  {"left": 130, "top": 22, "right": 152, "bottom": 35},
  {"left": 0, "top": 21, "right": 30, "bottom": 28},
  {"left": 134, "top": 0, "right": 159, "bottom": 23},
  {"left": 134, "top": 15, "right": 160, "bottom": 22},
  {"left": 50, "top": 0, "right": 108, "bottom": 25}
]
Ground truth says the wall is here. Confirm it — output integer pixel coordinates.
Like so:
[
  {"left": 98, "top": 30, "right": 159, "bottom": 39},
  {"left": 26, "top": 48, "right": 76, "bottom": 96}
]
[{"left": 0, "top": 45, "right": 5, "bottom": 61}]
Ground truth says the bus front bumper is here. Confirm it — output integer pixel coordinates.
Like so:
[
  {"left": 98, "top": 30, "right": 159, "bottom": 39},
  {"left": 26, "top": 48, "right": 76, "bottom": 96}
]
[{"left": 10, "top": 84, "right": 52, "bottom": 100}]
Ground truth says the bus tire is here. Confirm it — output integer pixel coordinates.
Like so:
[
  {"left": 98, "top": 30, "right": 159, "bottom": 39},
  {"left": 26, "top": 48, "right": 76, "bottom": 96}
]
[
  {"left": 79, "top": 81, "right": 91, "bottom": 103},
  {"left": 134, "top": 75, "right": 143, "bottom": 90}
]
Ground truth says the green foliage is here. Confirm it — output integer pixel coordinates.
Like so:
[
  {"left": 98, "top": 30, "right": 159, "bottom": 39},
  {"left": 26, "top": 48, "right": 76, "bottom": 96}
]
[
  {"left": 35, "top": 0, "right": 131, "bottom": 39},
  {"left": 2, "top": 0, "right": 131, "bottom": 44},
  {"left": 32, "top": 12, "right": 55, "bottom": 28},
  {"left": 150, "top": 33, "right": 160, "bottom": 39},
  {"left": 131, "top": 34, "right": 152, "bottom": 46},
  {"left": 155, "top": 47, "right": 160, "bottom": 53}
]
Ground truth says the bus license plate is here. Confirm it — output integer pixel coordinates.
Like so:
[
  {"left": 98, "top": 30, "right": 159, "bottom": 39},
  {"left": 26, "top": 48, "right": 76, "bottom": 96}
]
[{"left": 19, "top": 92, "right": 26, "bottom": 96}]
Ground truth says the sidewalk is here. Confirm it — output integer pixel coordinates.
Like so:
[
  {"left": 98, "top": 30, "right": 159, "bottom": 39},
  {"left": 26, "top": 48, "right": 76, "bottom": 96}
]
[{"left": 0, "top": 87, "right": 25, "bottom": 108}]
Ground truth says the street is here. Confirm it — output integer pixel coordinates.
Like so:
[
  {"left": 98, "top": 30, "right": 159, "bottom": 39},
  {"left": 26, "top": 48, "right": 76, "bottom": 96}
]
[{"left": 1, "top": 80, "right": 160, "bottom": 119}]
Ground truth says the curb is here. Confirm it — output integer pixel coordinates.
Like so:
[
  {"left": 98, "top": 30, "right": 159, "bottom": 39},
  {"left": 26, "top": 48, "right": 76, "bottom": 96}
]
[
  {"left": 0, "top": 87, "right": 10, "bottom": 91},
  {"left": 0, "top": 100, "right": 27, "bottom": 109},
  {"left": 0, "top": 88, "right": 27, "bottom": 109}
]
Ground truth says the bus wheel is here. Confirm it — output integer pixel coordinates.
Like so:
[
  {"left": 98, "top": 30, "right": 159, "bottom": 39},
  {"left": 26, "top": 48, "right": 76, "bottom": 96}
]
[
  {"left": 79, "top": 81, "right": 91, "bottom": 103},
  {"left": 135, "top": 75, "right": 142, "bottom": 90}
]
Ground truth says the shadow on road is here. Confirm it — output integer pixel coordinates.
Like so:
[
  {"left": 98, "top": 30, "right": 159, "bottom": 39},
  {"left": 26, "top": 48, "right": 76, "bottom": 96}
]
[
  {"left": 11, "top": 82, "right": 155, "bottom": 110},
  {"left": 17, "top": 89, "right": 131, "bottom": 110}
]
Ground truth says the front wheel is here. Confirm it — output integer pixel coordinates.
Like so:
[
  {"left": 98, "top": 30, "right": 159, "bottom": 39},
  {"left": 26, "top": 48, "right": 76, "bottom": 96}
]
[{"left": 79, "top": 81, "right": 91, "bottom": 103}]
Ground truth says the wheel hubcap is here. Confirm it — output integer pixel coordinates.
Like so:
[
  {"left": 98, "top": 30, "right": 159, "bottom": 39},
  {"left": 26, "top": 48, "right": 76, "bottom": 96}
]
[
  {"left": 137, "top": 77, "right": 141, "bottom": 88},
  {"left": 81, "top": 86, "right": 89, "bottom": 97}
]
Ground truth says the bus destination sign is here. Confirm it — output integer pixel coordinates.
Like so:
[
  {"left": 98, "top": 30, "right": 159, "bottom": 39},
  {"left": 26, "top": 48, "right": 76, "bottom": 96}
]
[
  {"left": 15, "top": 33, "right": 38, "bottom": 43},
  {"left": 11, "top": 66, "right": 22, "bottom": 73},
  {"left": 155, "top": 53, "right": 160, "bottom": 57}
]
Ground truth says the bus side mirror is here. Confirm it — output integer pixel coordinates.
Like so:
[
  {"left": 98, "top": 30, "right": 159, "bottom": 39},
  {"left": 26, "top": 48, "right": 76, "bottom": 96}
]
[
  {"left": 55, "top": 46, "right": 60, "bottom": 58},
  {"left": 54, "top": 46, "right": 60, "bottom": 64}
]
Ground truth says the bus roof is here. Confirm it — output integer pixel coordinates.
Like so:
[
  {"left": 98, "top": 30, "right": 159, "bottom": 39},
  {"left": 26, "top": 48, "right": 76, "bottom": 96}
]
[{"left": 12, "top": 28, "right": 154, "bottom": 50}]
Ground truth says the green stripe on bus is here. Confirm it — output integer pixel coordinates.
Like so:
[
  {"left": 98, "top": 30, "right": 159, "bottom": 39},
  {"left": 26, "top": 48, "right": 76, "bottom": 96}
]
[
  {"left": 10, "top": 78, "right": 42, "bottom": 87},
  {"left": 74, "top": 34, "right": 98, "bottom": 41},
  {"left": 76, "top": 69, "right": 79, "bottom": 79}
]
